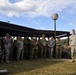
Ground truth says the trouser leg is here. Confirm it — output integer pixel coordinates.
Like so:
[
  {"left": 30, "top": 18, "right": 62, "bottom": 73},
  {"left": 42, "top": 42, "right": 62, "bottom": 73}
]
[
  {"left": 44, "top": 47, "right": 46, "bottom": 58},
  {"left": 71, "top": 46, "right": 74, "bottom": 60},
  {"left": 5, "top": 49, "right": 10, "bottom": 62},
  {"left": 17, "top": 49, "right": 22, "bottom": 60},
  {"left": 48, "top": 48, "right": 51, "bottom": 58},
  {"left": 51, "top": 48, "right": 53, "bottom": 58},
  {"left": 41, "top": 46, "right": 43, "bottom": 58},
  {"left": 56, "top": 49, "right": 58, "bottom": 58},
  {"left": 31, "top": 47, "right": 34, "bottom": 59},
  {"left": 21, "top": 49, "right": 24, "bottom": 60}
]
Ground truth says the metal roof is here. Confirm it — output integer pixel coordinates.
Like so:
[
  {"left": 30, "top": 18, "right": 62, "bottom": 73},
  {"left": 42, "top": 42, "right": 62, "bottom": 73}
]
[{"left": 0, "top": 21, "right": 70, "bottom": 37}]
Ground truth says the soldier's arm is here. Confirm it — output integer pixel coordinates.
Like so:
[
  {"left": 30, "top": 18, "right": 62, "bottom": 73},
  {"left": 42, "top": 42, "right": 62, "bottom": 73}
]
[
  {"left": 69, "top": 36, "right": 71, "bottom": 45},
  {"left": 52, "top": 41, "right": 55, "bottom": 47}
]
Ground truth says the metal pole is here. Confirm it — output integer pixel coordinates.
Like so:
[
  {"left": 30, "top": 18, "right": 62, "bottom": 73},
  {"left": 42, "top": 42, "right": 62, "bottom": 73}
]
[
  {"left": 51, "top": 13, "right": 58, "bottom": 58},
  {"left": 54, "top": 20, "right": 56, "bottom": 43},
  {"left": 54, "top": 20, "right": 56, "bottom": 58}
]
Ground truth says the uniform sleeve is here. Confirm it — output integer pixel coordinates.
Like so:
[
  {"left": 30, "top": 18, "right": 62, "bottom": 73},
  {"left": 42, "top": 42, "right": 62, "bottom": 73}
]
[
  {"left": 48, "top": 41, "right": 50, "bottom": 46},
  {"left": 69, "top": 36, "right": 71, "bottom": 45},
  {"left": 52, "top": 41, "right": 55, "bottom": 47}
]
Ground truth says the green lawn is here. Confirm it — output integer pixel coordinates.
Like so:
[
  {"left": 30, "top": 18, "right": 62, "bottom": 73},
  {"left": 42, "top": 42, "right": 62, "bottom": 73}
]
[{"left": 0, "top": 59, "right": 76, "bottom": 75}]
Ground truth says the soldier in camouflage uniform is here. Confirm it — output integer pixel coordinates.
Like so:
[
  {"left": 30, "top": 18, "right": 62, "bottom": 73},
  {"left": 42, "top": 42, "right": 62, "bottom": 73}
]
[
  {"left": 13, "top": 39, "right": 17, "bottom": 60},
  {"left": 69, "top": 29, "right": 76, "bottom": 62},
  {"left": 48, "top": 36, "right": 55, "bottom": 59},
  {"left": 0, "top": 38, "right": 4, "bottom": 62},
  {"left": 4, "top": 33, "right": 11, "bottom": 62},
  {"left": 30, "top": 37, "right": 39, "bottom": 59},
  {"left": 10, "top": 36, "right": 14, "bottom": 60},
  {"left": 16, "top": 37, "right": 24, "bottom": 61},
  {"left": 23, "top": 37, "right": 29, "bottom": 59},
  {"left": 40, "top": 34, "right": 47, "bottom": 58},
  {"left": 56, "top": 37, "right": 62, "bottom": 59}
]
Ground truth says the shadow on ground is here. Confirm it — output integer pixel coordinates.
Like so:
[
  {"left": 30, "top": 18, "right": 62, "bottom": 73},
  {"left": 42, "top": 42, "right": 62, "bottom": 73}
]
[
  {"left": 68, "top": 72, "right": 76, "bottom": 75},
  {"left": 0, "top": 59, "right": 64, "bottom": 75}
]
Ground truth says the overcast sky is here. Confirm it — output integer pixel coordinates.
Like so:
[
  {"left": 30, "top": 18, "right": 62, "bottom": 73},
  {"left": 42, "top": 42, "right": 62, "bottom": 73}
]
[{"left": 0, "top": 0, "right": 76, "bottom": 33}]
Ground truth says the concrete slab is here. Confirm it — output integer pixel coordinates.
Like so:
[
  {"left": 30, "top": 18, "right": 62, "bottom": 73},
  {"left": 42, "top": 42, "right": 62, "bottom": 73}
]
[{"left": 0, "top": 69, "right": 9, "bottom": 75}]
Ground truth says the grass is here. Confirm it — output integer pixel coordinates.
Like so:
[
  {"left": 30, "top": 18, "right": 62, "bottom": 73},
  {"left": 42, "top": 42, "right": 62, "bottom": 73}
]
[{"left": 0, "top": 59, "right": 76, "bottom": 75}]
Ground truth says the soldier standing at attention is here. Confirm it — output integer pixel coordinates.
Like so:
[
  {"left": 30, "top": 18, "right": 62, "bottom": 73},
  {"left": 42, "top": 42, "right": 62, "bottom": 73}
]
[
  {"left": 56, "top": 37, "right": 62, "bottom": 59},
  {"left": 4, "top": 33, "right": 11, "bottom": 62},
  {"left": 10, "top": 36, "right": 14, "bottom": 60},
  {"left": 30, "top": 37, "right": 39, "bottom": 60},
  {"left": 0, "top": 38, "right": 4, "bottom": 62},
  {"left": 69, "top": 29, "right": 76, "bottom": 62},
  {"left": 34, "top": 37, "right": 39, "bottom": 59},
  {"left": 48, "top": 36, "right": 55, "bottom": 59},
  {"left": 16, "top": 37, "right": 24, "bottom": 61},
  {"left": 23, "top": 37, "right": 29, "bottom": 59},
  {"left": 40, "top": 34, "right": 47, "bottom": 58}
]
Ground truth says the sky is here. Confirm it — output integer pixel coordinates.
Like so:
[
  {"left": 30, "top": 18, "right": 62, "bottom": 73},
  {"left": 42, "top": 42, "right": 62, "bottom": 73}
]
[{"left": 0, "top": 0, "right": 76, "bottom": 33}]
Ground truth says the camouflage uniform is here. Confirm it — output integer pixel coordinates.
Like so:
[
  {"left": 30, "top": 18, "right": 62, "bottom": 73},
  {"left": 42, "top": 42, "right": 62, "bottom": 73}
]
[
  {"left": 10, "top": 38, "right": 14, "bottom": 60},
  {"left": 69, "top": 34, "right": 76, "bottom": 61},
  {"left": 23, "top": 38, "right": 29, "bottom": 59},
  {"left": 17, "top": 37, "right": 23, "bottom": 61},
  {"left": 0, "top": 39, "right": 4, "bottom": 62},
  {"left": 56, "top": 39, "right": 62, "bottom": 59},
  {"left": 13, "top": 40, "right": 17, "bottom": 60},
  {"left": 4, "top": 37, "right": 11, "bottom": 62},
  {"left": 48, "top": 39, "right": 55, "bottom": 58},
  {"left": 40, "top": 39, "right": 47, "bottom": 58},
  {"left": 30, "top": 38, "right": 39, "bottom": 59}
]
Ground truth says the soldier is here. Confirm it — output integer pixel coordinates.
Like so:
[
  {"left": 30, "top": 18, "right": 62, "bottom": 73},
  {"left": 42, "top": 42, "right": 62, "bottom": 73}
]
[
  {"left": 10, "top": 36, "right": 14, "bottom": 60},
  {"left": 0, "top": 38, "right": 4, "bottom": 62},
  {"left": 4, "top": 33, "right": 11, "bottom": 62},
  {"left": 23, "top": 37, "right": 29, "bottom": 59},
  {"left": 40, "top": 34, "right": 47, "bottom": 58},
  {"left": 0, "top": 49, "right": 3, "bottom": 62},
  {"left": 37, "top": 39, "right": 41, "bottom": 58},
  {"left": 30, "top": 37, "right": 39, "bottom": 60},
  {"left": 56, "top": 37, "right": 62, "bottom": 59},
  {"left": 48, "top": 36, "right": 55, "bottom": 59},
  {"left": 13, "top": 39, "right": 18, "bottom": 60},
  {"left": 69, "top": 29, "right": 76, "bottom": 62},
  {"left": 16, "top": 37, "right": 24, "bottom": 61}
]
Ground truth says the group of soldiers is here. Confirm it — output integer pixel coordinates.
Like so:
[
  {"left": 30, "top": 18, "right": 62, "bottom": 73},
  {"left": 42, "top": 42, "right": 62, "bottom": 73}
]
[
  {"left": 0, "top": 29, "right": 76, "bottom": 63},
  {"left": 0, "top": 33, "right": 71, "bottom": 63}
]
